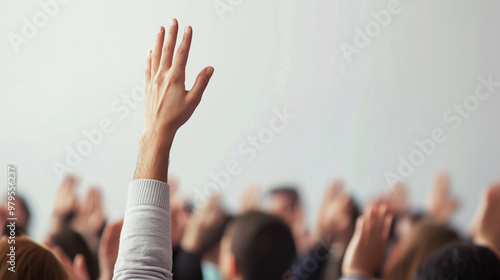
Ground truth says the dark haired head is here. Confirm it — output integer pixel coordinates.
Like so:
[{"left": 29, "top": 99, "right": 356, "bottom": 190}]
[
  {"left": 221, "top": 211, "right": 296, "bottom": 280},
  {"left": 202, "top": 212, "right": 233, "bottom": 256},
  {"left": 1, "top": 195, "right": 31, "bottom": 236},
  {"left": 16, "top": 195, "right": 31, "bottom": 228},
  {"left": 415, "top": 242, "right": 500, "bottom": 280},
  {"left": 49, "top": 227, "right": 99, "bottom": 280},
  {"left": 268, "top": 187, "right": 300, "bottom": 208},
  {"left": 265, "top": 186, "right": 301, "bottom": 226}
]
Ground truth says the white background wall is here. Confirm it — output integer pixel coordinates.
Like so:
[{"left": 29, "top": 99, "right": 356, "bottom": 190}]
[{"left": 1, "top": 0, "right": 500, "bottom": 241}]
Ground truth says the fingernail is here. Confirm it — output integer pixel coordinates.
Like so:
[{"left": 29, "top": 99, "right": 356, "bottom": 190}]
[
  {"left": 159, "top": 26, "right": 164, "bottom": 33},
  {"left": 206, "top": 67, "right": 214, "bottom": 78},
  {"left": 170, "top": 18, "right": 176, "bottom": 26},
  {"left": 184, "top": 26, "right": 191, "bottom": 33}
]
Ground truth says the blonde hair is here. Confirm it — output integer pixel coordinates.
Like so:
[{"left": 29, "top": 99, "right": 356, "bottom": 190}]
[{"left": 0, "top": 236, "right": 70, "bottom": 280}]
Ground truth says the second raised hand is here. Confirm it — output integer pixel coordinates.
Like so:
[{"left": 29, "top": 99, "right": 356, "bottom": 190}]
[{"left": 135, "top": 19, "right": 214, "bottom": 182}]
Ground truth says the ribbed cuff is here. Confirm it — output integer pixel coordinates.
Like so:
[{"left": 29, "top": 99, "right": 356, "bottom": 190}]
[{"left": 127, "top": 179, "right": 170, "bottom": 210}]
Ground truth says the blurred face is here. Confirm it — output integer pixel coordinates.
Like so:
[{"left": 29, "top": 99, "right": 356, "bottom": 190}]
[
  {"left": 170, "top": 197, "right": 190, "bottom": 248},
  {"left": 266, "top": 194, "right": 296, "bottom": 226},
  {"left": 0, "top": 197, "right": 29, "bottom": 235}
]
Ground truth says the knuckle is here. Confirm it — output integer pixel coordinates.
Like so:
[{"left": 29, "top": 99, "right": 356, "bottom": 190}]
[
  {"left": 168, "top": 72, "right": 182, "bottom": 82},
  {"left": 163, "top": 45, "right": 175, "bottom": 54},
  {"left": 176, "top": 48, "right": 187, "bottom": 58},
  {"left": 154, "top": 74, "right": 165, "bottom": 84}
]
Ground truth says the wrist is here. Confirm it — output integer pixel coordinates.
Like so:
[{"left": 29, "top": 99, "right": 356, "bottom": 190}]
[
  {"left": 134, "top": 128, "right": 176, "bottom": 182},
  {"left": 141, "top": 126, "right": 176, "bottom": 148}
]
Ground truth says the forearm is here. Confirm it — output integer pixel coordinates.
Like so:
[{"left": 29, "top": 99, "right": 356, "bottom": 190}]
[
  {"left": 113, "top": 180, "right": 173, "bottom": 280},
  {"left": 134, "top": 130, "right": 175, "bottom": 183},
  {"left": 113, "top": 128, "right": 176, "bottom": 279}
]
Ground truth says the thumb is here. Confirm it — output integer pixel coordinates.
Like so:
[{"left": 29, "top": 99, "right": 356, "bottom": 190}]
[{"left": 188, "top": 67, "right": 214, "bottom": 104}]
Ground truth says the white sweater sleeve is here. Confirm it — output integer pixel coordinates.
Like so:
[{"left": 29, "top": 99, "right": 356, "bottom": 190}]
[{"left": 113, "top": 179, "right": 173, "bottom": 280}]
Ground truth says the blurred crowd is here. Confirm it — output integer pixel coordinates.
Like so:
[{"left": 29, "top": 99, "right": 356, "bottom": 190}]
[{"left": 1, "top": 172, "right": 500, "bottom": 280}]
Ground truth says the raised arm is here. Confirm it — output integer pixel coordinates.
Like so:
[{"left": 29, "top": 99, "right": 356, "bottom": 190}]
[
  {"left": 113, "top": 18, "right": 213, "bottom": 280},
  {"left": 341, "top": 203, "right": 393, "bottom": 280},
  {"left": 471, "top": 183, "right": 500, "bottom": 258}
]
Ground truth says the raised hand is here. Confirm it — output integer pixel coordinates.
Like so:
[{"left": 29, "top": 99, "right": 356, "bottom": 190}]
[
  {"left": 181, "top": 196, "right": 228, "bottom": 257},
  {"left": 471, "top": 183, "right": 500, "bottom": 258},
  {"left": 135, "top": 19, "right": 214, "bottom": 182},
  {"left": 427, "top": 172, "right": 461, "bottom": 224},
  {"left": 239, "top": 185, "right": 262, "bottom": 213},
  {"left": 98, "top": 218, "right": 124, "bottom": 280},
  {"left": 50, "top": 176, "right": 80, "bottom": 235},
  {"left": 52, "top": 176, "right": 79, "bottom": 221},
  {"left": 382, "top": 181, "right": 409, "bottom": 214},
  {"left": 342, "top": 202, "right": 393, "bottom": 278},
  {"left": 315, "top": 180, "right": 354, "bottom": 244},
  {"left": 72, "top": 187, "right": 106, "bottom": 253}
]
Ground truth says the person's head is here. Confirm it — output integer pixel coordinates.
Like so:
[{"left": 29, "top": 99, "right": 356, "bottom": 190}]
[
  {"left": 265, "top": 186, "right": 301, "bottom": 226},
  {"left": 415, "top": 242, "right": 500, "bottom": 280},
  {"left": 384, "top": 219, "right": 460, "bottom": 280},
  {"left": 390, "top": 212, "right": 426, "bottom": 243},
  {"left": 171, "top": 196, "right": 192, "bottom": 249},
  {"left": 219, "top": 211, "right": 296, "bottom": 280},
  {"left": 202, "top": 212, "right": 232, "bottom": 265},
  {"left": 0, "top": 195, "right": 31, "bottom": 236},
  {"left": 0, "top": 236, "right": 69, "bottom": 279},
  {"left": 49, "top": 226, "right": 99, "bottom": 279}
]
